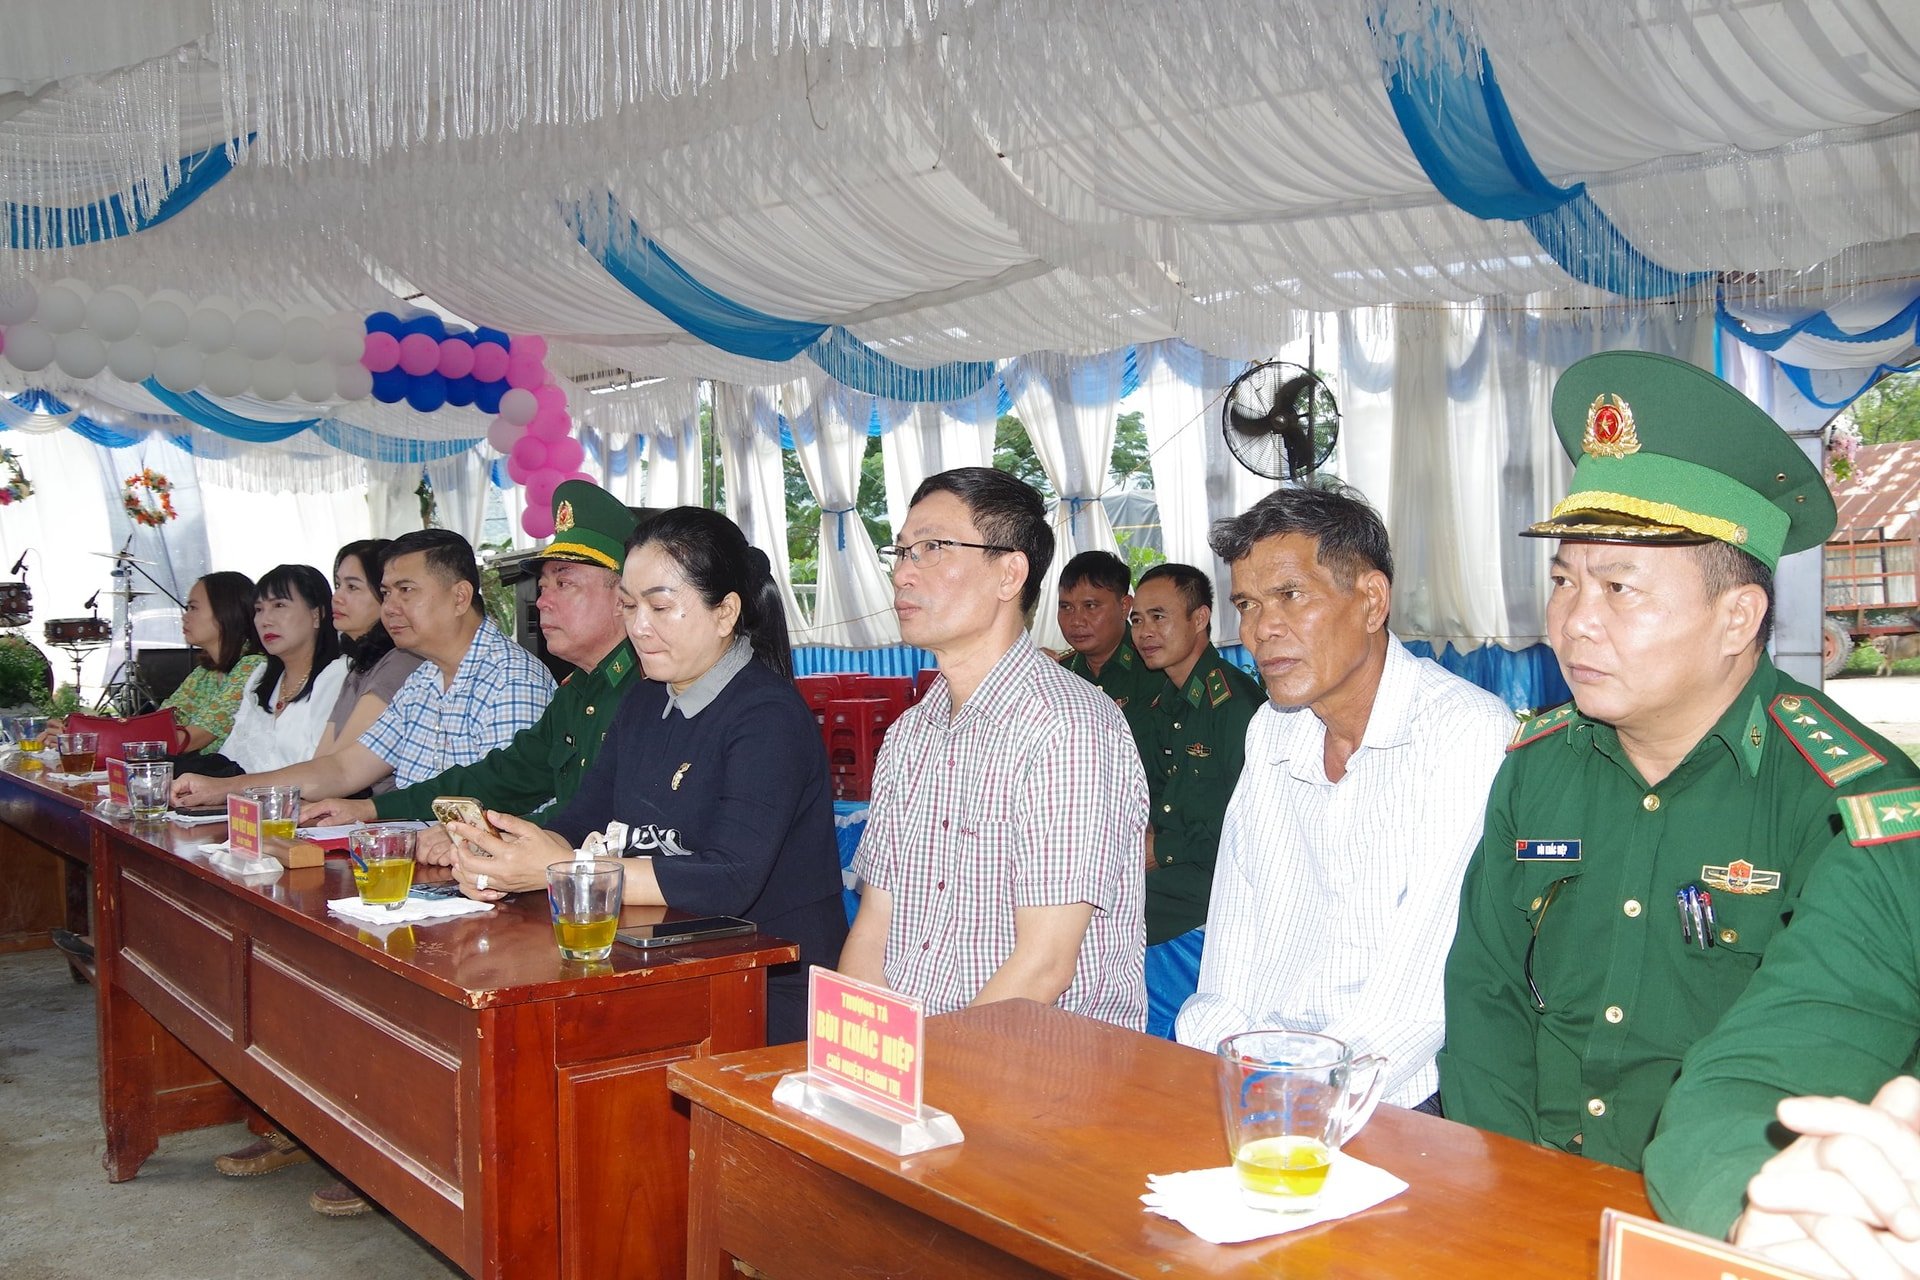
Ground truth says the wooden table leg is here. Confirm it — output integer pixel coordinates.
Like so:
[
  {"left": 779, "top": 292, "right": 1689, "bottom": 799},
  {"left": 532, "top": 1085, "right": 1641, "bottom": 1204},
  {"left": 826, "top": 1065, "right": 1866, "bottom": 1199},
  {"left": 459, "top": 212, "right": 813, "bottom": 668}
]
[
  {"left": 96, "top": 981, "right": 161, "bottom": 1182},
  {"left": 686, "top": 1106, "right": 739, "bottom": 1280}
]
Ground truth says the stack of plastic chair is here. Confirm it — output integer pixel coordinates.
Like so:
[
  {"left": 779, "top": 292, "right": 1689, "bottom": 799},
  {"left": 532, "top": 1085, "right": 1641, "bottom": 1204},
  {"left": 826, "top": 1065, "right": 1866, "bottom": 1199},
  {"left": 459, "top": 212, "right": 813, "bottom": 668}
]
[
  {"left": 824, "top": 697, "right": 891, "bottom": 800},
  {"left": 913, "top": 667, "right": 940, "bottom": 702},
  {"left": 853, "top": 675, "right": 914, "bottom": 724},
  {"left": 793, "top": 675, "right": 842, "bottom": 739}
]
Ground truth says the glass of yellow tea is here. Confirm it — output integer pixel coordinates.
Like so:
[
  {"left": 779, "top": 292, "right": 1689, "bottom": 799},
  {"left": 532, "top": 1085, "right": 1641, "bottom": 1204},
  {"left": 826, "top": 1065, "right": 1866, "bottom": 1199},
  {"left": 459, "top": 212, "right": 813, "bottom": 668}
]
[
  {"left": 1216, "top": 1030, "right": 1386, "bottom": 1213},
  {"left": 545, "top": 859, "right": 624, "bottom": 962},
  {"left": 243, "top": 784, "right": 302, "bottom": 844},
  {"left": 54, "top": 732, "right": 98, "bottom": 775},
  {"left": 10, "top": 714, "right": 48, "bottom": 758},
  {"left": 349, "top": 824, "right": 417, "bottom": 910}
]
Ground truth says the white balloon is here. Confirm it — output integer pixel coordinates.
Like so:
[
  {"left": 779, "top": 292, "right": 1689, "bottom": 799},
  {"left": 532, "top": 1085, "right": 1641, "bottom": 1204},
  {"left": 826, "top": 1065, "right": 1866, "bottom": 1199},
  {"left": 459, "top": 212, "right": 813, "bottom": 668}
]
[
  {"left": 203, "top": 349, "right": 252, "bottom": 398},
  {"left": 500, "top": 387, "right": 538, "bottom": 427},
  {"left": 4, "top": 322, "right": 55, "bottom": 372},
  {"left": 106, "top": 337, "right": 157, "bottom": 383},
  {"left": 235, "top": 308, "right": 284, "bottom": 360},
  {"left": 0, "top": 281, "right": 39, "bottom": 326},
  {"left": 141, "top": 299, "right": 189, "bottom": 348},
  {"left": 283, "top": 315, "right": 327, "bottom": 364},
  {"left": 188, "top": 306, "right": 235, "bottom": 354},
  {"left": 37, "top": 284, "right": 86, "bottom": 333},
  {"left": 251, "top": 357, "right": 296, "bottom": 402},
  {"left": 86, "top": 288, "right": 144, "bottom": 342},
  {"left": 148, "top": 289, "right": 194, "bottom": 311},
  {"left": 54, "top": 330, "right": 109, "bottom": 379},
  {"left": 323, "top": 314, "right": 366, "bottom": 365},
  {"left": 295, "top": 363, "right": 339, "bottom": 403},
  {"left": 152, "top": 346, "right": 203, "bottom": 394},
  {"left": 333, "top": 362, "right": 374, "bottom": 401}
]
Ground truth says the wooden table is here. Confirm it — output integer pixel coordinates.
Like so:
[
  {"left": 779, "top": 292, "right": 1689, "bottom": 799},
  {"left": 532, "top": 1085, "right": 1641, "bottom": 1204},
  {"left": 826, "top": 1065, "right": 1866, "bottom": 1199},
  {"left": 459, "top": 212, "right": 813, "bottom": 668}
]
[
  {"left": 670, "top": 1000, "right": 1655, "bottom": 1279},
  {"left": 0, "top": 757, "right": 90, "bottom": 955},
  {"left": 0, "top": 762, "right": 798, "bottom": 1279}
]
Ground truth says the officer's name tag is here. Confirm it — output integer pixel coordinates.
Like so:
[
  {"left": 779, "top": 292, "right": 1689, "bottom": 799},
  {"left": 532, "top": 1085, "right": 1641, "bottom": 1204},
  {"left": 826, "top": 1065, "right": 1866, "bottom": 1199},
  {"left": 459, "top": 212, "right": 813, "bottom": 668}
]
[{"left": 1516, "top": 839, "right": 1581, "bottom": 862}]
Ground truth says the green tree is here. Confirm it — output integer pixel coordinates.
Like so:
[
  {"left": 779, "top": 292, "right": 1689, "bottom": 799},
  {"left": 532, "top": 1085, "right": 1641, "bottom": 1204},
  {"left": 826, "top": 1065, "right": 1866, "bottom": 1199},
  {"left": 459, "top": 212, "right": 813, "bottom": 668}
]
[
  {"left": 991, "top": 409, "right": 1155, "bottom": 495},
  {"left": 784, "top": 434, "right": 889, "bottom": 587},
  {"left": 1111, "top": 409, "right": 1153, "bottom": 488},
  {"left": 1842, "top": 370, "right": 1920, "bottom": 444}
]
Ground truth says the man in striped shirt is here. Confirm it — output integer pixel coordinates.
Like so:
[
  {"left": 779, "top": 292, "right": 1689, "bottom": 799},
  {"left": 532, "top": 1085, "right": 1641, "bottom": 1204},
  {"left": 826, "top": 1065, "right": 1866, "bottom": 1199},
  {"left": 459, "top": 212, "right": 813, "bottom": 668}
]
[{"left": 842, "top": 467, "right": 1149, "bottom": 1029}]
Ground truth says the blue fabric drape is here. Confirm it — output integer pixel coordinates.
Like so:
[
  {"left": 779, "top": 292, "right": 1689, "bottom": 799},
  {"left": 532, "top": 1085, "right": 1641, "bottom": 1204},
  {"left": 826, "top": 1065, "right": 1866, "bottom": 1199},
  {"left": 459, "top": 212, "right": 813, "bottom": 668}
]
[
  {"left": 1383, "top": 23, "right": 1710, "bottom": 300},
  {"left": 143, "top": 382, "right": 480, "bottom": 462},
  {"left": 1716, "top": 294, "right": 1920, "bottom": 409},
  {"left": 3, "top": 391, "right": 186, "bottom": 450},
  {"left": 580, "top": 199, "right": 995, "bottom": 402},
  {"left": 142, "top": 381, "right": 318, "bottom": 442},
  {"left": 8, "top": 138, "right": 244, "bottom": 250}
]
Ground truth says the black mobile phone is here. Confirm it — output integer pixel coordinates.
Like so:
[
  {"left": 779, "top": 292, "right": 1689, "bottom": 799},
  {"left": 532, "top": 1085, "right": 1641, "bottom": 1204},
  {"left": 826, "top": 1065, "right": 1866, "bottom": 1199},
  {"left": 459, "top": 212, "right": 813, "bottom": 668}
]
[
  {"left": 175, "top": 804, "right": 228, "bottom": 818},
  {"left": 408, "top": 881, "right": 466, "bottom": 900},
  {"left": 615, "top": 915, "right": 755, "bottom": 949}
]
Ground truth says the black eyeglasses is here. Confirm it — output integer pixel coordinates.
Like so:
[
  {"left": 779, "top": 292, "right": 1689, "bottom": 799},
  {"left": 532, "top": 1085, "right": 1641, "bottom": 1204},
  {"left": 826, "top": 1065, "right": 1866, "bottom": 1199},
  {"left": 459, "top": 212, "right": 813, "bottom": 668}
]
[
  {"left": 877, "top": 539, "right": 1017, "bottom": 571},
  {"left": 1525, "top": 876, "right": 1576, "bottom": 1012}
]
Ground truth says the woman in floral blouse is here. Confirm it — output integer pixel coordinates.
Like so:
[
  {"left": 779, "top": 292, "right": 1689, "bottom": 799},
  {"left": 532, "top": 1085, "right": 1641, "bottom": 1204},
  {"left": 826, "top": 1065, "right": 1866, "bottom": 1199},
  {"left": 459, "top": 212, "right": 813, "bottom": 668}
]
[{"left": 162, "top": 570, "right": 263, "bottom": 753}]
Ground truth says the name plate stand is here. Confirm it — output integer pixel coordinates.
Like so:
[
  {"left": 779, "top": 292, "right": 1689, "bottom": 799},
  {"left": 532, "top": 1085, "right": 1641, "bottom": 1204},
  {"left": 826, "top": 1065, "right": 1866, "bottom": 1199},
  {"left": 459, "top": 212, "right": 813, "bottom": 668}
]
[
  {"left": 100, "top": 758, "right": 131, "bottom": 815},
  {"left": 1599, "top": 1210, "right": 1823, "bottom": 1280},
  {"left": 772, "top": 968, "right": 963, "bottom": 1156}
]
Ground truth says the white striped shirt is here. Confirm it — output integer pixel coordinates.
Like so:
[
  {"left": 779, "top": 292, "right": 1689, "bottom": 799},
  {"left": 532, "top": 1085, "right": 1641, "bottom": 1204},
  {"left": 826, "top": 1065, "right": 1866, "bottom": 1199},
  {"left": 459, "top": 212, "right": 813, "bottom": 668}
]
[{"left": 1176, "top": 636, "right": 1512, "bottom": 1107}]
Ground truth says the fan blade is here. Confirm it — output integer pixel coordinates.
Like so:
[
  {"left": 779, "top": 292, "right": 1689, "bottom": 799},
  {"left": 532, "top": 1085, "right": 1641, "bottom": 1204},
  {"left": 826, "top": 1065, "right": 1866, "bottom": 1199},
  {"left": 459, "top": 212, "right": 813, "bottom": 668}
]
[{"left": 1227, "top": 403, "right": 1276, "bottom": 436}]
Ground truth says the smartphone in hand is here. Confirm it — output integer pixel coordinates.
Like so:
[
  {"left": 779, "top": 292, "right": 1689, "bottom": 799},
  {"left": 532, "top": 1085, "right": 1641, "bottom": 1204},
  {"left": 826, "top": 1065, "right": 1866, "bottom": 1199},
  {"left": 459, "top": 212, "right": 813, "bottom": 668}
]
[{"left": 431, "top": 796, "right": 498, "bottom": 836}]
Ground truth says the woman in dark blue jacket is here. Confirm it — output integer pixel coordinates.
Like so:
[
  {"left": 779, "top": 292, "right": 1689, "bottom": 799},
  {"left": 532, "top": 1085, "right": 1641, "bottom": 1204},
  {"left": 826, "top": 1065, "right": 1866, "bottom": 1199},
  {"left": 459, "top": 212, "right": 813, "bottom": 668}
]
[{"left": 449, "top": 507, "right": 846, "bottom": 1044}]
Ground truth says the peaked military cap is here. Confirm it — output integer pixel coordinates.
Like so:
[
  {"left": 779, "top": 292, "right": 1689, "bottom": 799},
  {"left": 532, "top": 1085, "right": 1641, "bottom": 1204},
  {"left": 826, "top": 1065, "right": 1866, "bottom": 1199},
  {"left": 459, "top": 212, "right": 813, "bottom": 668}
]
[
  {"left": 540, "top": 479, "right": 638, "bottom": 572},
  {"left": 1522, "top": 351, "right": 1836, "bottom": 570}
]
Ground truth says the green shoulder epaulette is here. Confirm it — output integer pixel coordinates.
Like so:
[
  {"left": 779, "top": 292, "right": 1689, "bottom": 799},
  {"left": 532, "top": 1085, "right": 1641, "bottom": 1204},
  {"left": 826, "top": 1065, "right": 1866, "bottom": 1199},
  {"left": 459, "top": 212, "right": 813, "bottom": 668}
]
[
  {"left": 1205, "top": 667, "right": 1234, "bottom": 708},
  {"left": 1839, "top": 786, "right": 1920, "bottom": 846},
  {"left": 1767, "top": 693, "right": 1886, "bottom": 788},
  {"left": 1508, "top": 704, "right": 1575, "bottom": 752}
]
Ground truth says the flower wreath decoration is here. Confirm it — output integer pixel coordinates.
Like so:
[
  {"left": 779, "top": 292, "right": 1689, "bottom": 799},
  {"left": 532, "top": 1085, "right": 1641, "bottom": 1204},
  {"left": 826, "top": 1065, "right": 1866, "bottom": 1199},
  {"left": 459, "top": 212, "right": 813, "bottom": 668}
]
[
  {"left": 0, "top": 447, "right": 32, "bottom": 506},
  {"left": 122, "top": 468, "right": 178, "bottom": 527}
]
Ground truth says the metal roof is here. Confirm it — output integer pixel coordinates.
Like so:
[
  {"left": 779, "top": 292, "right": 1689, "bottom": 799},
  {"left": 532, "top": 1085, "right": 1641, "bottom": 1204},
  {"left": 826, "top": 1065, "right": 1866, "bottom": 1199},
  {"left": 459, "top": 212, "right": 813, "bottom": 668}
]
[{"left": 1832, "top": 441, "right": 1920, "bottom": 543}]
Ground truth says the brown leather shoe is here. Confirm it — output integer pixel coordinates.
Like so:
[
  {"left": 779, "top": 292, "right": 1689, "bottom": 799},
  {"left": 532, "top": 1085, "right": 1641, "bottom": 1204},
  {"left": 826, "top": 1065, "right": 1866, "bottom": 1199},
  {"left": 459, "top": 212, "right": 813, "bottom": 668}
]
[
  {"left": 213, "top": 1130, "right": 311, "bottom": 1177},
  {"left": 310, "top": 1179, "right": 372, "bottom": 1218}
]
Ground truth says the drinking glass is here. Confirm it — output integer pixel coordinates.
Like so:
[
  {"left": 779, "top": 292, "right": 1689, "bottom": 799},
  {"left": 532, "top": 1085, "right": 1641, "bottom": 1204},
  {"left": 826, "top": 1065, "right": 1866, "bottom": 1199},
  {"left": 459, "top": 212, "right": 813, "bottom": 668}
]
[
  {"left": 349, "top": 825, "right": 418, "bottom": 910},
  {"left": 244, "top": 784, "right": 301, "bottom": 844},
  {"left": 1217, "top": 1030, "right": 1386, "bottom": 1213},
  {"left": 126, "top": 760, "right": 174, "bottom": 821},
  {"left": 54, "top": 732, "right": 97, "bottom": 775},
  {"left": 546, "top": 859, "right": 624, "bottom": 961}
]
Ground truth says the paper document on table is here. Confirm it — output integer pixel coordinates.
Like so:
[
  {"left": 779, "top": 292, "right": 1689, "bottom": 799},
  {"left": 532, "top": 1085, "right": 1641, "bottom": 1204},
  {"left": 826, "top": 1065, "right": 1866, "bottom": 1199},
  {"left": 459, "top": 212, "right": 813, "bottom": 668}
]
[{"left": 298, "top": 820, "right": 429, "bottom": 841}]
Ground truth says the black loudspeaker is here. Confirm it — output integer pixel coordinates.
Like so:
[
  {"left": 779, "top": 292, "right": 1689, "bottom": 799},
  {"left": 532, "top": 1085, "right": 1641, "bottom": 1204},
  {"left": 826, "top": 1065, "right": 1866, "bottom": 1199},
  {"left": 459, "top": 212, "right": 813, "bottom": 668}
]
[{"left": 131, "top": 647, "right": 198, "bottom": 709}]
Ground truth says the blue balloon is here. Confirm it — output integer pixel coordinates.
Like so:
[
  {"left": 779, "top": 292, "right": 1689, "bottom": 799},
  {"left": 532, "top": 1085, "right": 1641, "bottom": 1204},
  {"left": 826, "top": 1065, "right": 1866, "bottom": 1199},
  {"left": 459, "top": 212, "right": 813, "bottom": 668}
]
[
  {"left": 474, "top": 326, "right": 510, "bottom": 347},
  {"left": 444, "top": 375, "right": 478, "bottom": 407},
  {"left": 370, "top": 368, "right": 409, "bottom": 403},
  {"left": 399, "top": 314, "right": 442, "bottom": 339},
  {"left": 474, "top": 380, "right": 505, "bottom": 415},
  {"left": 364, "top": 311, "right": 402, "bottom": 337},
  {"left": 405, "top": 372, "right": 448, "bottom": 413}
]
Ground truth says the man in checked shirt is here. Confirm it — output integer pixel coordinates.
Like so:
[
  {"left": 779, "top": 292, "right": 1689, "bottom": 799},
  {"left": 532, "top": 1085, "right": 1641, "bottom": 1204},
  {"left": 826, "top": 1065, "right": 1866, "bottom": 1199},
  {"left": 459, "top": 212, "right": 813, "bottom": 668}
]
[{"left": 840, "top": 467, "right": 1149, "bottom": 1029}]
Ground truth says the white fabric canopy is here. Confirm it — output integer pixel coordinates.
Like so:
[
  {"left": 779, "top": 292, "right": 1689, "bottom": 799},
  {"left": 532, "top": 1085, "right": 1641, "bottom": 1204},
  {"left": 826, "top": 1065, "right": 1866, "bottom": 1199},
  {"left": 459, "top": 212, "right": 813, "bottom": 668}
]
[
  {"left": 880, "top": 381, "right": 996, "bottom": 538},
  {"left": 710, "top": 382, "right": 808, "bottom": 631}
]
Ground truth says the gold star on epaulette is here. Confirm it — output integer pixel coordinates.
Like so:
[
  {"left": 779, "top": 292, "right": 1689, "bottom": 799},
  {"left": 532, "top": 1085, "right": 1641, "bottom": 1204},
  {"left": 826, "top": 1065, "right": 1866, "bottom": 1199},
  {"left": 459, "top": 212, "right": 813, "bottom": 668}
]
[
  {"left": 1769, "top": 693, "right": 1887, "bottom": 788},
  {"left": 1842, "top": 786, "right": 1920, "bottom": 846}
]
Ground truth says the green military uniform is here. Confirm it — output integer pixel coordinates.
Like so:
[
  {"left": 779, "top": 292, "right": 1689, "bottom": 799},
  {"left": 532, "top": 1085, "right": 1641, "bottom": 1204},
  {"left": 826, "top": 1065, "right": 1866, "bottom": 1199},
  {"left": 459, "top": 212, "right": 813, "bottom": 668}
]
[
  {"left": 1064, "top": 636, "right": 1162, "bottom": 719},
  {"left": 1440, "top": 350, "right": 1915, "bottom": 1172},
  {"left": 1439, "top": 667, "right": 1914, "bottom": 1168},
  {"left": 373, "top": 478, "right": 643, "bottom": 821},
  {"left": 1645, "top": 786, "right": 1920, "bottom": 1235},
  {"left": 372, "top": 638, "right": 641, "bottom": 820},
  {"left": 1135, "top": 645, "right": 1264, "bottom": 944}
]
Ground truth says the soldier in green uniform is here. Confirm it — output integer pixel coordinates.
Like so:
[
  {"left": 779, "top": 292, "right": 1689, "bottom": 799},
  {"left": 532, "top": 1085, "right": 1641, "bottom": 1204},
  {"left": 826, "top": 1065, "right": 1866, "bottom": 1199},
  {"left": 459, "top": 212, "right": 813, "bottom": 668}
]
[
  {"left": 304, "top": 479, "right": 645, "bottom": 860},
  {"left": 1439, "top": 351, "right": 1918, "bottom": 1174},
  {"left": 1127, "top": 562, "right": 1264, "bottom": 1037},
  {"left": 1057, "top": 549, "right": 1160, "bottom": 717}
]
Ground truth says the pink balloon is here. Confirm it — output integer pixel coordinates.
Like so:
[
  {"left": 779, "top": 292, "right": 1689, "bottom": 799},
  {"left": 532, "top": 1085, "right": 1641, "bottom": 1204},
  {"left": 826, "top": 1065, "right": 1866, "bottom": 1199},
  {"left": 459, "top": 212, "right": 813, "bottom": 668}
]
[
  {"left": 521, "top": 506, "right": 556, "bottom": 539},
  {"left": 565, "top": 470, "right": 596, "bottom": 487},
  {"left": 437, "top": 339, "right": 475, "bottom": 379},
  {"left": 470, "top": 341, "right": 509, "bottom": 383},
  {"left": 509, "top": 334, "right": 549, "bottom": 362},
  {"left": 528, "top": 407, "right": 571, "bottom": 439},
  {"left": 506, "top": 453, "right": 535, "bottom": 485},
  {"left": 362, "top": 331, "right": 400, "bottom": 373},
  {"left": 531, "top": 384, "right": 566, "bottom": 415},
  {"left": 545, "top": 436, "right": 585, "bottom": 474},
  {"left": 486, "top": 416, "right": 522, "bottom": 453},
  {"left": 510, "top": 435, "right": 550, "bottom": 472},
  {"left": 397, "top": 332, "right": 440, "bottom": 377},
  {"left": 505, "top": 356, "right": 545, "bottom": 390},
  {"left": 525, "top": 468, "right": 563, "bottom": 512}
]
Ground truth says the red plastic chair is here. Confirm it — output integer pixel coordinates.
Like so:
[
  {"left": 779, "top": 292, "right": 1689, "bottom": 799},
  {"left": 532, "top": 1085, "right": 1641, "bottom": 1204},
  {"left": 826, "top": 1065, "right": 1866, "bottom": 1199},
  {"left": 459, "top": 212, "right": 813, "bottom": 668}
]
[
  {"left": 913, "top": 667, "right": 940, "bottom": 701},
  {"left": 824, "top": 697, "right": 889, "bottom": 799},
  {"left": 852, "top": 676, "right": 914, "bottom": 725}
]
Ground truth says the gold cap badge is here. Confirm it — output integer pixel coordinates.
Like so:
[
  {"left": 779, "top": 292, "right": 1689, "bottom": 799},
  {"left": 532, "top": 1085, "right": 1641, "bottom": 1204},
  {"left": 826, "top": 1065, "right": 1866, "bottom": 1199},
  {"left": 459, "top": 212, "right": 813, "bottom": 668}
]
[
  {"left": 554, "top": 500, "right": 576, "bottom": 533},
  {"left": 1581, "top": 394, "right": 1641, "bottom": 459}
]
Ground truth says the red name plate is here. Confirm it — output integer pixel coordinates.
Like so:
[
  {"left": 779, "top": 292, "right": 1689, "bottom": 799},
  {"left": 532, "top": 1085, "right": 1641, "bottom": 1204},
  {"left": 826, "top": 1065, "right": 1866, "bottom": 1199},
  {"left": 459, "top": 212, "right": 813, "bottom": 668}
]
[
  {"left": 1600, "top": 1210, "right": 1823, "bottom": 1280},
  {"left": 805, "top": 968, "right": 924, "bottom": 1123},
  {"left": 104, "top": 758, "right": 130, "bottom": 808},
  {"left": 226, "top": 794, "right": 262, "bottom": 859}
]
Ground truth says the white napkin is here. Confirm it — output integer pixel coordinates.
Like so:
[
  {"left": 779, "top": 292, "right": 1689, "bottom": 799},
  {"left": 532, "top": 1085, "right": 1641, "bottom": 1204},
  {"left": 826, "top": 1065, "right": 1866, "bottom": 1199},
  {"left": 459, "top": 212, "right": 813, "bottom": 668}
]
[
  {"left": 1142, "top": 1155, "right": 1408, "bottom": 1245},
  {"left": 47, "top": 769, "right": 108, "bottom": 784},
  {"left": 326, "top": 895, "right": 494, "bottom": 925},
  {"left": 169, "top": 811, "right": 229, "bottom": 827}
]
